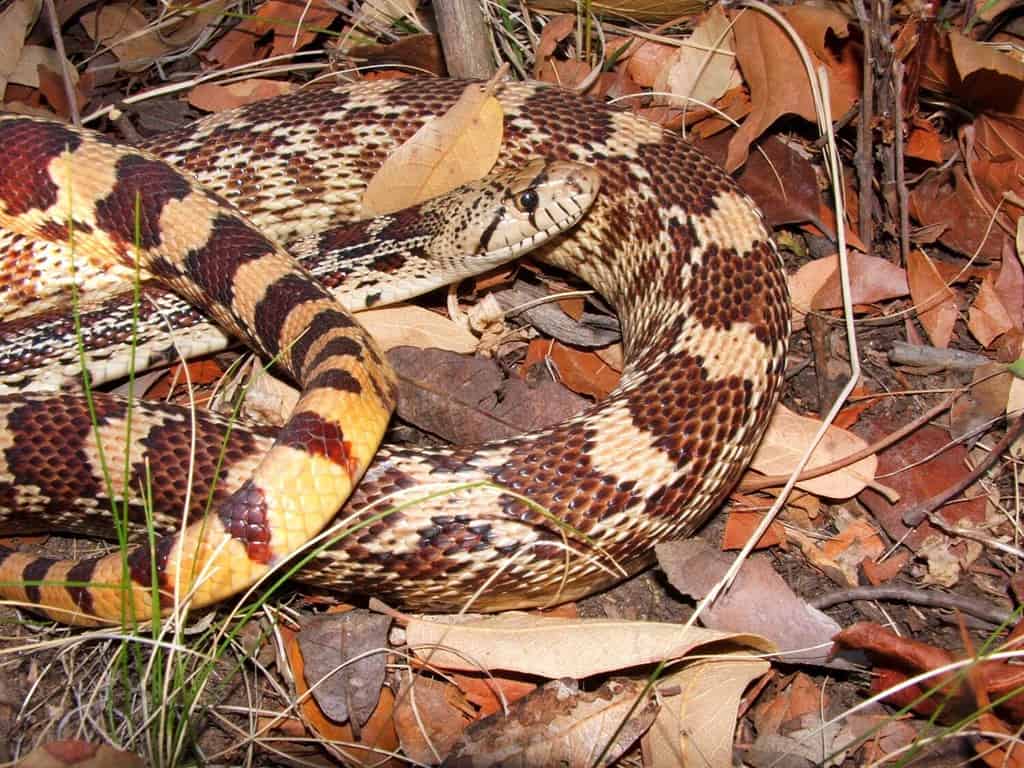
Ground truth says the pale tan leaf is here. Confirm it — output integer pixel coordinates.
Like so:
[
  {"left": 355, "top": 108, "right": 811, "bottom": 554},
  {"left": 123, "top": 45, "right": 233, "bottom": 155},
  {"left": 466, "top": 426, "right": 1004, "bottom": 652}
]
[
  {"left": 654, "top": 5, "right": 741, "bottom": 107},
  {"left": 950, "top": 30, "right": 1024, "bottom": 84},
  {"left": 751, "top": 404, "right": 878, "bottom": 498},
  {"left": 8, "top": 45, "right": 76, "bottom": 88},
  {"left": 406, "top": 613, "right": 774, "bottom": 679},
  {"left": 361, "top": 80, "right": 504, "bottom": 216},
  {"left": 0, "top": 0, "right": 41, "bottom": 91},
  {"left": 358, "top": 0, "right": 423, "bottom": 31},
  {"left": 357, "top": 304, "right": 477, "bottom": 354},
  {"left": 447, "top": 678, "right": 656, "bottom": 767},
  {"left": 643, "top": 654, "right": 769, "bottom": 768},
  {"left": 907, "top": 249, "right": 959, "bottom": 348},
  {"left": 80, "top": 4, "right": 175, "bottom": 72}
]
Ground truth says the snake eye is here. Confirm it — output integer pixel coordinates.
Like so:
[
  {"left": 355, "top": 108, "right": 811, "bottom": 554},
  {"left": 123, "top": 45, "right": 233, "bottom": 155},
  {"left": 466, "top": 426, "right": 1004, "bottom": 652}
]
[{"left": 515, "top": 189, "right": 539, "bottom": 213}]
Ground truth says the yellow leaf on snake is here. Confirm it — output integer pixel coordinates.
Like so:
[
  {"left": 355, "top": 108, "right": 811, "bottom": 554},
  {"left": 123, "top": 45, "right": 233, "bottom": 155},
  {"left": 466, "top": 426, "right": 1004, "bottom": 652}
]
[{"left": 360, "top": 81, "right": 504, "bottom": 217}]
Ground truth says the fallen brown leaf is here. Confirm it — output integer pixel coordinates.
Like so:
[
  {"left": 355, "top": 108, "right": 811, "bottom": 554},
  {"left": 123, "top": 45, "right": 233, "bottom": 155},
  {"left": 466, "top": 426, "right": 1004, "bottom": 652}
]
[
  {"left": 204, "top": 0, "right": 338, "bottom": 69},
  {"left": 15, "top": 741, "right": 144, "bottom": 768},
  {"left": 722, "top": 508, "right": 784, "bottom": 550},
  {"left": 907, "top": 249, "right": 959, "bottom": 348},
  {"left": 297, "top": 609, "right": 391, "bottom": 727},
  {"left": 80, "top": 4, "right": 175, "bottom": 73},
  {"left": 834, "top": 622, "right": 1024, "bottom": 724},
  {"left": 788, "top": 253, "right": 909, "bottom": 331},
  {"left": 656, "top": 539, "right": 841, "bottom": 667},
  {"left": 523, "top": 338, "right": 620, "bottom": 400},
  {"left": 389, "top": 346, "right": 587, "bottom": 443},
  {"left": 187, "top": 79, "right": 295, "bottom": 112},
  {"left": 394, "top": 674, "right": 471, "bottom": 763},
  {"left": 728, "top": 9, "right": 852, "bottom": 171},
  {"left": 0, "top": 0, "right": 40, "bottom": 95},
  {"left": 280, "top": 625, "right": 401, "bottom": 766},
  {"left": 450, "top": 671, "right": 538, "bottom": 718},
  {"left": 654, "top": 5, "right": 741, "bottom": 108},
  {"left": 446, "top": 678, "right": 657, "bottom": 768},
  {"left": 697, "top": 134, "right": 823, "bottom": 229}
]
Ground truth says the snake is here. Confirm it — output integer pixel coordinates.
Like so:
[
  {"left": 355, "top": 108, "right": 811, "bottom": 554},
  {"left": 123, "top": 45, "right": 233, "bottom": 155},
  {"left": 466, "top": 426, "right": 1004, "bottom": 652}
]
[
  {"left": 0, "top": 158, "right": 594, "bottom": 393},
  {"left": 0, "top": 78, "right": 789, "bottom": 626}
]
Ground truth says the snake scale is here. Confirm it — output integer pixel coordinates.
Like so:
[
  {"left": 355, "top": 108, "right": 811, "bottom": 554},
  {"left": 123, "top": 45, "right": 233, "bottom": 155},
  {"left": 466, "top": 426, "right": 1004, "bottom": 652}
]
[{"left": 0, "top": 78, "right": 789, "bottom": 626}]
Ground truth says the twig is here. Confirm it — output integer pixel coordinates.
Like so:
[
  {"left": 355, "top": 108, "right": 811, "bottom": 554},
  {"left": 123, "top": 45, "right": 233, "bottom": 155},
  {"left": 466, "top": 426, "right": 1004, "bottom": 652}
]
[
  {"left": 851, "top": 0, "right": 874, "bottom": 250},
  {"left": 902, "top": 414, "right": 1024, "bottom": 526},
  {"left": 741, "top": 390, "right": 960, "bottom": 491},
  {"left": 889, "top": 340, "right": 991, "bottom": 371},
  {"left": 42, "top": 0, "right": 80, "bottom": 125},
  {"left": 894, "top": 60, "right": 910, "bottom": 265},
  {"left": 811, "top": 585, "right": 1015, "bottom": 626}
]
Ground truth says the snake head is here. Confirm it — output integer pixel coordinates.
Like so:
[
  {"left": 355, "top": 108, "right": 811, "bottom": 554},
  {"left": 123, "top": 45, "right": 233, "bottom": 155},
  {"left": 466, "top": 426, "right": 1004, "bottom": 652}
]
[{"left": 425, "top": 158, "right": 601, "bottom": 267}]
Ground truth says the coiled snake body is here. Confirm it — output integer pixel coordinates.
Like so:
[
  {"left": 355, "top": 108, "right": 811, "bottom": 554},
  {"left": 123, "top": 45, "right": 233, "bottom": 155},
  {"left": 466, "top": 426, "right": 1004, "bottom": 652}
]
[{"left": 0, "top": 78, "right": 789, "bottom": 625}]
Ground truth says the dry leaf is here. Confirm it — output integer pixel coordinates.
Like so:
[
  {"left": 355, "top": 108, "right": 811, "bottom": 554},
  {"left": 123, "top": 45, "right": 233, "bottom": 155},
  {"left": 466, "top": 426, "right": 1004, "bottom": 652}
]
[
  {"left": 204, "top": 0, "right": 339, "bottom": 69},
  {"left": 358, "top": 304, "right": 478, "bottom": 353},
  {"left": 450, "top": 671, "right": 538, "bottom": 718},
  {"left": 361, "top": 79, "right": 504, "bottom": 216},
  {"left": 0, "top": 0, "right": 42, "bottom": 93},
  {"left": 968, "top": 275, "right": 1014, "bottom": 347},
  {"left": 787, "top": 253, "right": 909, "bottom": 331},
  {"left": 751, "top": 404, "right": 879, "bottom": 498},
  {"left": 643, "top": 654, "right": 769, "bottom": 768},
  {"left": 281, "top": 625, "right": 401, "bottom": 766},
  {"left": 654, "top": 5, "right": 741, "bottom": 108},
  {"left": 297, "top": 610, "right": 391, "bottom": 727},
  {"left": 784, "top": 5, "right": 860, "bottom": 115},
  {"left": 529, "top": 0, "right": 703, "bottom": 21},
  {"left": 949, "top": 30, "right": 1024, "bottom": 116},
  {"left": 728, "top": 10, "right": 846, "bottom": 170},
  {"left": 533, "top": 15, "right": 577, "bottom": 79},
  {"left": 722, "top": 508, "right": 784, "bottom": 550},
  {"left": 789, "top": 516, "right": 886, "bottom": 587},
  {"left": 390, "top": 346, "right": 587, "bottom": 444},
  {"left": 447, "top": 678, "right": 657, "bottom": 767},
  {"left": 394, "top": 674, "right": 471, "bottom": 763},
  {"left": 523, "top": 339, "right": 620, "bottom": 399},
  {"left": 907, "top": 249, "right": 959, "bottom": 348},
  {"left": 187, "top": 79, "right": 295, "bottom": 112},
  {"left": 406, "top": 613, "right": 774, "bottom": 679},
  {"left": 995, "top": 241, "right": 1024, "bottom": 330},
  {"left": 16, "top": 741, "right": 145, "bottom": 768},
  {"left": 80, "top": 4, "right": 175, "bottom": 72},
  {"left": 656, "top": 539, "right": 842, "bottom": 667},
  {"left": 8, "top": 45, "right": 76, "bottom": 90}
]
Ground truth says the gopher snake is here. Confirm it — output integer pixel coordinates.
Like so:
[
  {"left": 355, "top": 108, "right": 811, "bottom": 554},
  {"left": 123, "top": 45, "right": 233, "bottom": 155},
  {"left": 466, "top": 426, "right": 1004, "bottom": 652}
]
[{"left": 0, "top": 78, "right": 788, "bottom": 625}]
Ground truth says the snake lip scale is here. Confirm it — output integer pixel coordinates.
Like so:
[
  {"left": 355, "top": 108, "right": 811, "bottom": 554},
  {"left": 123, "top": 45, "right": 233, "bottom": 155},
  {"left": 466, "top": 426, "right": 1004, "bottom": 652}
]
[{"left": 0, "top": 78, "right": 789, "bottom": 625}]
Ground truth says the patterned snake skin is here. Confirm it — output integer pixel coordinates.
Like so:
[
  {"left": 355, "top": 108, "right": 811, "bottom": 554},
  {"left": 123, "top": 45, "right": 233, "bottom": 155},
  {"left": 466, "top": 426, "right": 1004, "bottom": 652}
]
[{"left": 0, "top": 78, "right": 789, "bottom": 625}]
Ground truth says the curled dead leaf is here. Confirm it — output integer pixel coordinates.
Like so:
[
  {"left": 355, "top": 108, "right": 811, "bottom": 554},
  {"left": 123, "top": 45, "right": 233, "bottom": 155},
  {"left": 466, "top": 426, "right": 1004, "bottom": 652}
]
[{"left": 750, "top": 404, "right": 880, "bottom": 499}]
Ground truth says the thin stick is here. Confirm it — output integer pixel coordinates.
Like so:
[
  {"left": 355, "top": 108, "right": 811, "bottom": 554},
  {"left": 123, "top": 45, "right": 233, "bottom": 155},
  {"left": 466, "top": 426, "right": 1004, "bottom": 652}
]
[
  {"left": 43, "top": 0, "right": 80, "bottom": 125},
  {"left": 902, "top": 414, "right": 1024, "bottom": 526},
  {"left": 811, "top": 585, "right": 1014, "bottom": 626}
]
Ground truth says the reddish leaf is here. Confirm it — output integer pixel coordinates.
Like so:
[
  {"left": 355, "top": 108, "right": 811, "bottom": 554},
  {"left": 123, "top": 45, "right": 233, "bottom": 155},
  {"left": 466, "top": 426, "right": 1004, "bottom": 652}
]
[{"left": 907, "top": 249, "right": 958, "bottom": 348}]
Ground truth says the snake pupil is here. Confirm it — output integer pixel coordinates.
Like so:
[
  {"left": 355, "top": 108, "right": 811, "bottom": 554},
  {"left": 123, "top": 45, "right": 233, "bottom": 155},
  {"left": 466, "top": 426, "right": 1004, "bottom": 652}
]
[{"left": 516, "top": 189, "right": 539, "bottom": 213}]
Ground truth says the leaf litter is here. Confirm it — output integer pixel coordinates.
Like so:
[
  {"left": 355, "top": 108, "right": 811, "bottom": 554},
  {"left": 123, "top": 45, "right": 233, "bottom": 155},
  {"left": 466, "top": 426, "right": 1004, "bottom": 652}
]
[{"left": 3, "top": 0, "right": 1024, "bottom": 764}]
